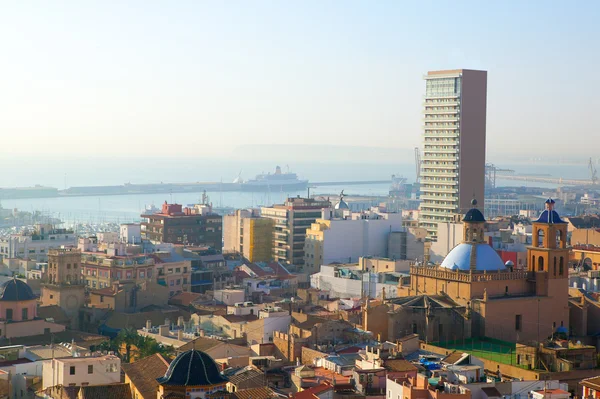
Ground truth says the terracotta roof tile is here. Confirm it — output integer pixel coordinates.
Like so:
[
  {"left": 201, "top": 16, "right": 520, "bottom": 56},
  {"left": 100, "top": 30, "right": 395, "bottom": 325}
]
[
  {"left": 233, "top": 387, "right": 274, "bottom": 399},
  {"left": 122, "top": 354, "right": 170, "bottom": 399},
  {"left": 79, "top": 383, "right": 132, "bottom": 399}
]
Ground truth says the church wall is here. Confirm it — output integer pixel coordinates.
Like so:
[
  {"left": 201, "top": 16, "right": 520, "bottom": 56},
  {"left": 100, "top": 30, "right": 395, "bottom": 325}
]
[
  {"left": 388, "top": 307, "right": 467, "bottom": 343},
  {"left": 480, "top": 291, "right": 569, "bottom": 343},
  {"left": 470, "top": 278, "right": 532, "bottom": 299}
]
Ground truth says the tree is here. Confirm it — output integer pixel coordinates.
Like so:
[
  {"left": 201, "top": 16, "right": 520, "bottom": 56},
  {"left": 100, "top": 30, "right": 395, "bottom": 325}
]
[
  {"left": 117, "top": 328, "right": 139, "bottom": 363},
  {"left": 137, "top": 335, "right": 175, "bottom": 359}
]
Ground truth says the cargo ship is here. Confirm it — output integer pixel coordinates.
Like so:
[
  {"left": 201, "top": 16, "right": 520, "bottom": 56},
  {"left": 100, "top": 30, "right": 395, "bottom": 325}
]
[{"left": 240, "top": 166, "right": 308, "bottom": 192}]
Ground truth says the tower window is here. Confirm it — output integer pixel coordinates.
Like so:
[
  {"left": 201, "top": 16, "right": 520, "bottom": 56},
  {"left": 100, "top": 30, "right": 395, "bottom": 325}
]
[
  {"left": 553, "top": 257, "right": 557, "bottom": 276},
  {"left": 559, "top": 257, "right": 564, "bottom": 276},
  {"left": 538, "top": 257, "right": 544, "bottom": 271},
  {"left": 505, "top": 286, "right": 508, "bottom": 295},
  {"left": 515, "top": 315, "right": 522, "bottom": 331}
]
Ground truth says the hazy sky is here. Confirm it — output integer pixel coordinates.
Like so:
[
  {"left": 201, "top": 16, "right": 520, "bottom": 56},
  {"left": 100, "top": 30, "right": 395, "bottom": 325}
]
[{"left": 1, "top": 1, "right": 598, "bottom": 160}]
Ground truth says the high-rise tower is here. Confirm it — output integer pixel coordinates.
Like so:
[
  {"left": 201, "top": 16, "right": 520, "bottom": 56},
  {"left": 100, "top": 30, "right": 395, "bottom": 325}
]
[{"left": 418, "top": 69, "right": 487, "bottom": 239}]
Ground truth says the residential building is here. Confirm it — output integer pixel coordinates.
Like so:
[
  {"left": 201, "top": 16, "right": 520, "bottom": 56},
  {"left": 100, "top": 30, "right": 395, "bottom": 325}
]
[
  {"left": 581, "top": 376, "right": 600, "bottom": 399},
  {"left": 141, "top": 201, "right": 223, "bottom": 249},
  {"left": 261, "top": 196, "right": 331, "bottom": 266},
  {"left": 88, "top": 280, "right": 170, "bottom": 311},
  {"left": 310, "top": 263, "right": 404, "bottom": 299},
  {"left": 303, "top": 205, "right": 404, "bottom": 274},
  {"left": 80, "top": 250, "right": 156, "bottom": 290},
  {"left": 213, "top": 288, "right": 245, "bottom": 306},
  {"left": 42, "top": 354, "right": 121, "bottom": 389},
  {"left": 152, "top": 252, "right": 192, "bottom": 296},
  {"left": 224, "top": 209, "right": 274, "bottom": 262},
  {"left": 0, "top": 224, "right": 77, "bottom": 262},
  {"left": 244, "top": 305, "right": 291, "bottom": 345},
  {"left": 120, "top": 223, "right": 142, "bottom": 244},
  {"left": 387, "top": 374, "right": 471, "bottom": 399},
  {"left": 227, "top": 366, "right": 265, "bottom": 392},
  {"left": 419, "top": 69, "right": 487, "bottom": 239}
]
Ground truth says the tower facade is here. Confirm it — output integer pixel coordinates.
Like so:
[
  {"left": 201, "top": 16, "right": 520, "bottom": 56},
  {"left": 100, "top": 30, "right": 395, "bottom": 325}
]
[
  {"left": 41, "top": 248, "right": 85, "bottom": 329},
  {"left": 527, "top": 199, "right": 569, "bottom": 279},
  {"left": 419, "top": 69, "right": 487, "bottom": 239}
]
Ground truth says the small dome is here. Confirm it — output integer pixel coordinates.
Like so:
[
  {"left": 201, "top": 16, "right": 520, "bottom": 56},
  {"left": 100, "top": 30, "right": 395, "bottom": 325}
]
[
  {"left": 0, "top": 279, "right": 35, "bottom": 302},
  {"left": 157, "top": 350, "right": 227, "bottom": 387},
  {"left": 463, "top": 208, "right": 485, "bottom": 223},
  {"left": 505, "top": 260, "right": 514, "bottom": 267},
  {"left": 334, "top": 200, "right": 349, "bottom": 210},
  {"left": 441, "top": 243, "right": 506, "bottom": 272},
  {"left": 535, "top": 209, "right": 566, "bottom": 224}
]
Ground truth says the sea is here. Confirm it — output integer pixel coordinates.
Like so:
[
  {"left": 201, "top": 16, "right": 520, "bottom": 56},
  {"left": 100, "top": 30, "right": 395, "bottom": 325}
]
[{"left": 0, "top": 159, "right": 592, "bottom": 225}]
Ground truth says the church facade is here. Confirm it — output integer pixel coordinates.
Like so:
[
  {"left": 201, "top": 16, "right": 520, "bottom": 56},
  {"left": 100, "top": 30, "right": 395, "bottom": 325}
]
[{"left": 392, "top": 199, "right": 569, "bottom": 344}]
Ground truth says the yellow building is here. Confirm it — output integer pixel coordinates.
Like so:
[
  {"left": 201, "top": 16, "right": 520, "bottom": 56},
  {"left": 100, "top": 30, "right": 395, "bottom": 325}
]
[
  {"left": 245, "top": 218, "right": 274, "bottom": 262},
  {"left": 304, "top": 220, "right": 330, "bottom": 274},
  {"left": 223, "top": 210, "right": 274, "bottom": 262}
]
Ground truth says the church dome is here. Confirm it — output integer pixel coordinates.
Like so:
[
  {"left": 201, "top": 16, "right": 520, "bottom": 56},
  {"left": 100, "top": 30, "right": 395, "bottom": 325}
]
[
  {"left": 440, "top": 243, "right": 506, "bottom": 272},
  {"left": 334, "top": 199, "right": 349, "bottom": 210},
  {"left": 156, "top": 350, "right": 227, "bottom": 387},
  {"left": 0, "top": 279, "right": 35, "bottom": 302}
]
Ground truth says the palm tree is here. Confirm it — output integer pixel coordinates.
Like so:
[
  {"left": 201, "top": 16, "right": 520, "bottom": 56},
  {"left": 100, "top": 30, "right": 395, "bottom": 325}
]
[
  {"left": 117, "top": 328, "right": 140, "bottom": 363},
  {"left": 137, "top": 335, "right": 175, "bottom": 359}
]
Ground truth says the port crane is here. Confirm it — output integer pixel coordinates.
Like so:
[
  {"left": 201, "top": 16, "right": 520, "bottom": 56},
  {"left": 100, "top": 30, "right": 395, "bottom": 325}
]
[
  {"left": 414, "top": 147, "right": 421, "bottom": 183},
  {"left": 485, "top": 163, "right": 515, "bottom": 189},
  {"left": 589, "top": 158, "right": 598, "bottom": 185}
]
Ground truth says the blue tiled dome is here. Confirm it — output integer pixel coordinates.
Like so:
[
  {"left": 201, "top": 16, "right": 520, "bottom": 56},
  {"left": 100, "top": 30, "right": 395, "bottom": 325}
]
[
  {"left": 463, "top": 208, "right": 485, "bottom": 223},
  {"left": 0, "top": 279, "right": 35, "bottom": 302},
  {"left": 157, "top": 350, "right": 227, "bottom": 386},
  {"left": 440, "top": 243, "right": 506, "bottom": 272},
  {"left": 535, "top": 210, "right": 565, "bottom": 224}
]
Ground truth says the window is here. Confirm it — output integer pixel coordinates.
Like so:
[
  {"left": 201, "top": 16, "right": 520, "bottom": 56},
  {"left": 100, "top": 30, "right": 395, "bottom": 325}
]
[
  {"left": 50, "top": 295, "right": 54, "bottom": 299},
  {"left": 107, "top": 363, "right": 118, "bottom": 373},
  {"left": 22, "top": 308, "right": 28, "bottom": 320},
  {"left": 100, "top": 296, "right": 104, "bottom": 303},
  {"left": 67, "top": 264, "right": 71, "bottom": 269},
  {"left": 6, "top": 309, "right": 13, "bottom": 320},
  {"left": 70, "top": 366, "right": 76, "bottom": 375},
  {"left": 505, "top": 286, "right": 508, "bottom": 295},
  {"left": 515, "top": 315, "right": 522, "bottom": 331},
  {"left": 559, "top": 257, "right": 564, "bottom": 276},
  {"left": 88, "top": 365, "right": 93, "bottom": 374},
  {"left": 170, "top": 280, "right": 174, "bottom": 286}
]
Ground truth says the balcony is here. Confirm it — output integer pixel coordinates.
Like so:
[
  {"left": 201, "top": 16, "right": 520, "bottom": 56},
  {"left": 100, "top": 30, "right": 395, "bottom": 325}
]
[
  {"left": 424, "top": 125, "right": 459, "bottom": 130},
  {"left": 419, "top": 195, "right": 458, "bottom": 202},
  {"left": 422, "top": 155, "right": 459, "bottom": 162},
  {"left": 420, "top": 186, "right": 458, "bottom": 194},
  {"left": 419, "top": 210, "right": 456, "bottom": 218},
  {"left": 420, "top": 202, "right": 458, "bottom": 210},
  {"left": 420, "top": 171, "right": 458, "bottom": 178},
  {"left": 423, "top": 108, "right": 459, "bottom": 115},
  {"left": 423, "top": 148, "right": 459, "bottom": 154}
]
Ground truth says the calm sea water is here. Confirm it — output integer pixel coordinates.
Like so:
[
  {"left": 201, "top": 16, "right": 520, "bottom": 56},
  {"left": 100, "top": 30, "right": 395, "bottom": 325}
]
[{"left": 0, "top": 159, "right": 591, "bottom": 224}]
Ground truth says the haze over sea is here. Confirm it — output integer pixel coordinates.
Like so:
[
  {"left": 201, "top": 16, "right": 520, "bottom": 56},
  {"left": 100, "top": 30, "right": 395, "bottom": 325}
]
[{"left": 0, "top": 154, "right": 593, "bottom": 225}]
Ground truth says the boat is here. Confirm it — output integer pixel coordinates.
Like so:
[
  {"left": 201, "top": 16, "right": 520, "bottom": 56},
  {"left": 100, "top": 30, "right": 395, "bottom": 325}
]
[{"left": 241, "top": 166, "right": 308, "bottom": 192}]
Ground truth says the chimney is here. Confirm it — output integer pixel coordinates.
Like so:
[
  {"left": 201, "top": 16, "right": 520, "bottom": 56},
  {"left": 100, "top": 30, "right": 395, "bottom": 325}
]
[
  {"left": 159, "top": 324, "right": 169, "bottom": 337},
  {"left": 178, "top": 329, "right": 184, "bottom": 340},
  {"left": 165, "top": 318, "right": 171, "bottom": 329},
  {"left": 200, "top": 329, "right": 205, "bottom": 337},
  {"left": 146, "top": 320, "right": 152, "bottom": 330},
  {"left": 178, "top": 316, "right": 184, "bottom": 327}
]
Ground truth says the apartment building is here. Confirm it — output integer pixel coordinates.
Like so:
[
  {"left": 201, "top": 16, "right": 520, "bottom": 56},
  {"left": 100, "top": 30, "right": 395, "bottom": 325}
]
[
  {"left": 261, "top": 196, "right": 330, "bottom": 266},
  {"left": 223, "top": 209, "right": 274, "bottom": 262},
  {"left": 419, "top": 69, "right": 487, "bottom": 239}
]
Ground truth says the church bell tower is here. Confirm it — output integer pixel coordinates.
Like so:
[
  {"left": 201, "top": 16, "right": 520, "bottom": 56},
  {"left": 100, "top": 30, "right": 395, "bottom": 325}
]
[{"left": 527, "top": 199, "right": 569, "bottom": 279}]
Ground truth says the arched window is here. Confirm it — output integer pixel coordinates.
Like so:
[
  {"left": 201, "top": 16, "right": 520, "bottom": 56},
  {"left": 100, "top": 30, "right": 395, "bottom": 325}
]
[
  {"left": 532, "top": 256, "right": 536, "bottom": 270},
  {"left": 538, "top": 257, "right": 544, "bottom": 271},
  {"left": 538, "top": 229, "right": 545, "bottom": 248},
  {"left": 559, "top": 257, "right": 564, "bottom": 276},
  {"left": 553, "top": 257, "right": 557, "bottom": 276},
  {"left": 556, "top": 229, "right": 562, "bottom": 248}
]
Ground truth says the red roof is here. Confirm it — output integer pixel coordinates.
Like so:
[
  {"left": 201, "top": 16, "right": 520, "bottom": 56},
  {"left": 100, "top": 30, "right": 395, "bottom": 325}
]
[
  {"left": 534, "top": 390, "right": 570, "bottom": 395},
  {"left": 292, "top": 383, "right": 333, "bottom": 399}
]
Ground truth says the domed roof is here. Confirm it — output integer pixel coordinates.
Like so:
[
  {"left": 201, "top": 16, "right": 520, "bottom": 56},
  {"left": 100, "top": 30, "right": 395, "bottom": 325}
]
[
  {"left": 334, "top": 199, "right": 349, "bottom": 210},
  {"left": 535, "top": 198, "right": 566, "bottom": 224},
  {"left": 440, "top": 243, "right": 506, "bottom": 272},
  {"left": 156, "top": 350, "right": 227, "bottom": 387},
  {"left": 0, "top": 279, "right": 35, "bottom": 302},
  {"left": 463, "top": 208, "right": 485, "bottom": 223}
]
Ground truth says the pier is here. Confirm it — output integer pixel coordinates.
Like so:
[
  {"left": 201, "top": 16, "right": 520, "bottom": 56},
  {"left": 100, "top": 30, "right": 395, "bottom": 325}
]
[{"left": 496, "top": 174, "right": 594, "bottom": 186}]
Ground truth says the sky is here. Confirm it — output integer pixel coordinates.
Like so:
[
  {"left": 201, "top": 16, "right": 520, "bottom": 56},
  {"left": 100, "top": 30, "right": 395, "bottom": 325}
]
[{"left": 0, "top": 1, "right": 598, "bottom": 163}]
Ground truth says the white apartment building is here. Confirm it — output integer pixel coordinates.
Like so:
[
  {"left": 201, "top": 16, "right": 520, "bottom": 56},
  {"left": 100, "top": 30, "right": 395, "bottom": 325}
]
[
  {"left": 310, "top": 264, "right": 402, "bottom": 299},
  {"left": 42, "top": 354, "right": 120, "bottom": 389},
  {"left": 303, "top": 206, "right": 405, "bottom": 274},
  {"left": 0, "top": 224, "right": 77, "bottom": 262},
  {"left": 419, "top": 69, "right": 487, "bottom": 239}
]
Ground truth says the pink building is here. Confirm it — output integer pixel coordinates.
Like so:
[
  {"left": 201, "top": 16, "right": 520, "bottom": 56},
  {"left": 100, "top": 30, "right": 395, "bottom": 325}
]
[{"left": 387, "top": 375, "right": 471, "bottom": 399}]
